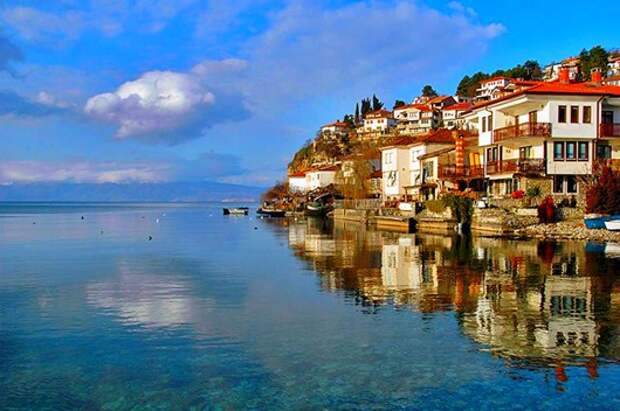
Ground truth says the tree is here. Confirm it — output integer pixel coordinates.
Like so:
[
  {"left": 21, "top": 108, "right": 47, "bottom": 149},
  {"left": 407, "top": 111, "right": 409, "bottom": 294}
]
[
  {"left": 422, "top": 85, "right": 438, "bottom": 98},
  {"left": 393, "top": 99, "right": 406, "bottom": 108},
  {"left": 354, "top": 103, "right": 360, "bottom": 123},
  {"left": 360, "top": 98, "right": 372, "bottom": 116},
  {"left": 372, "top": 94, "right": 384, "bottom": 111},
  {"left": 522, "top": 60, "right": 543, "bottom": 80},
  {"left": 579, "top": 45, "right": 609, "bottom": 81}
]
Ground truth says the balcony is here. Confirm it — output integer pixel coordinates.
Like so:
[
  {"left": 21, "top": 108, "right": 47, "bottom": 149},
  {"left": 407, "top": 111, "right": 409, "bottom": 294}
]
[
  {"left": 486, "top": 159, "right": 517, "bottom": 175},
  {"left": 486, "top": 159, "right": 546, "bottom": 175},
  {"left": 518, "top": 158, "right": 546, "bottom": 174},
  {"left": 600, "top": 123, "right": 620, "bottom": 137},
  {"left": 438, "top": 165, "right": 484, "bottom": 180},
  {"left": 493, "top": 122, "right": 552, "bottom": 143}
]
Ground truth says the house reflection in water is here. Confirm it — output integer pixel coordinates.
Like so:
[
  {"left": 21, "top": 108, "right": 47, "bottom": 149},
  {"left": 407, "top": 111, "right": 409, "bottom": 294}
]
[{"left": 282, "top": 218, "right": 620, "bottom": 382}]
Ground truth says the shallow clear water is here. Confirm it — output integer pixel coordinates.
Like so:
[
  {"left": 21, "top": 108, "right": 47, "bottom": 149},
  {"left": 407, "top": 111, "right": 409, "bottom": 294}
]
[{"left": 1, "top": 203, "right": 619, "bottom": 410}]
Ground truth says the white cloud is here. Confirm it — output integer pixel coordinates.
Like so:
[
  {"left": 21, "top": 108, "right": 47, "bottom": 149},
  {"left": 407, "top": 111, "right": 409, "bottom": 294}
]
[
  {"left": 85, "top": 71, "right": 216, "bottom": 140},
  {"left": 1, "top": 7, "right": 85, "bottom": 43},
  {"left": 0, "top": 160, "right": 170, "bottom": 184}
]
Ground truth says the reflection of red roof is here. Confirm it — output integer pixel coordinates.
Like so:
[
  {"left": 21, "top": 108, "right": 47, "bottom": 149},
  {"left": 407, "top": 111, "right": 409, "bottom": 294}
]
[
  {"left": 442, "top": 102, "right": 472, "bottom": 112},
  {"left": 365, "top": 109, "right": 393, "bottom": 119}
]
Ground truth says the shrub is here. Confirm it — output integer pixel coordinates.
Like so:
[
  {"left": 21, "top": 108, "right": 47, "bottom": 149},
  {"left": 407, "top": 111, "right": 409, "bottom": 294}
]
[
  {"left": 441, "top": 193, "right": 474, "bottom": 226},
  {"left": 425, "top": 199, "right": 446, "bottom": 214},
  {"left": 586, "top": 165, "right": 620, "bottom": 215},
  {"left": 526, "top": 185, "right": 542, "bottom": 199},
  {"left": 511, "top": 190, "right": 525, "bottom": 199},
  {"left": 537, "top": 196, "right": 557, "bottom": 224}
]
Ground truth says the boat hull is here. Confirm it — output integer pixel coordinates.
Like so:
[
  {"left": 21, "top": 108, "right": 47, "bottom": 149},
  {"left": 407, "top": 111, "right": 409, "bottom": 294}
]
[
  {"left": 223, "top": 207, "right": 249, "bottom": 216},
  {"left": 584, "top": 214, "right": 620, "bottom": 229},
  {"left": 605, "top": 220, "right": 620, "bottom": 231},
  {"left": 256, "top": 208, "right": 286, "bottom": 217}
]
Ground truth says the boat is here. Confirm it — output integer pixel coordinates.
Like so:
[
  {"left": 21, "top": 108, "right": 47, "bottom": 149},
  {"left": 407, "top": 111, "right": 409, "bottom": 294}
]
[
  {"left": 305, "top": 201, "right": 332, "bottom": 217},
  {"left": 223, "top": 207, "right": 249, "bottom": 216},
  {"left": 604, "top": 220, "right": 620, "bottom": 231},
  {"left": 605, "top": 242, "right": 620, "bottom": 257},
  {"left": 256, "top": 208, "right": 286, "bottom": 217},
  {"left": 584, "top": 214, "right": 620, "bottom": 229}
]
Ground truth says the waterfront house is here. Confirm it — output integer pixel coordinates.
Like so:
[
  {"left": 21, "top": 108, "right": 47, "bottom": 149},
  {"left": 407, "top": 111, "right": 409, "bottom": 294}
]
[
  {"left": 305, "top": 165, "right": 339, "bottom": 191},
  {"left": 288, "top": 171, "right": 308, "bottom": 193},
  {"left": 463, "top": 67, "right": 620, "bottom": 199},
  {"left": 380, "top": 130, "right": 457, "bottom": 201}
]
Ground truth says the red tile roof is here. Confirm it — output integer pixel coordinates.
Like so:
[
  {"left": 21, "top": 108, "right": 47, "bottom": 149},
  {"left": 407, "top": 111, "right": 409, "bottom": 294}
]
[
  {"left": 288, "top": 171, "right": 307, "bottom": 178},
  {"left": 322, "top": 121, "right": 349, "bottom": 128},
  {"left": 394, "top": 103, "right": 432, "bottom": 112},
  {"left": 381, "top": 129, "right": 467, "bottom": 149},
  {"left": 427, "top": 95, "right": 452, "bottom": 104},
  {"left": 365, "top": 109, "right": 393, "bottom": 119},
  {"left": 442, "top": 102, "right": 472, "bottom": 112},
  {"left": 467, "top": 81, "right": 620, "bottom": 112}
]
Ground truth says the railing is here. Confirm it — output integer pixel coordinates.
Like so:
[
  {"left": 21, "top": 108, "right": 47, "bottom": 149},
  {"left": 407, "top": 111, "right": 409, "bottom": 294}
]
[
  {"left": 600, "top": 123, "right": 620, "bottom": 137},
  {"left": 518, "top": 158, "right": 545, "bottom": 174},
  {"left": 486, "top": 159, "right": 518, "bottom": 174},
  {"left": 493, "top": 122, "right": 552, "bottom": 143},
  {"left": 438, "top": 165, "right": 484, "bottom": 179}
]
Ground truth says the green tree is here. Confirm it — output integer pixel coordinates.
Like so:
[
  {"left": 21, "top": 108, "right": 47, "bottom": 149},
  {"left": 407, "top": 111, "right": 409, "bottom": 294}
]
[
  {"left": 354, "top": 103, "right": 360, "bottom": 123},
  {"left": 393, "top": 99, "right": 406, "bottom": 108},
  {"left": 372, "top": 94, "right": 384, "bottom": 111},
  {"left": 579, "top": 45, "right": 609, "bottom": 81},
  {"left": 422, "top": 85, "right": 438, "bottom": 98}
]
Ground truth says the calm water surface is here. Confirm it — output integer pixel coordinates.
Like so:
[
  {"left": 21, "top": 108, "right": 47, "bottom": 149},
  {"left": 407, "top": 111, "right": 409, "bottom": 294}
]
[{"left": 1, "top": 202, "right": 620, "bottom": 409}]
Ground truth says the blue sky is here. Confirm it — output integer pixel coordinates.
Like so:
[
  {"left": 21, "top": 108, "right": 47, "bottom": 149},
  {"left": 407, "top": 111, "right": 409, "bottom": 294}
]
[{"left": 0, "top": 0, "right": 619, "bottom": 187}]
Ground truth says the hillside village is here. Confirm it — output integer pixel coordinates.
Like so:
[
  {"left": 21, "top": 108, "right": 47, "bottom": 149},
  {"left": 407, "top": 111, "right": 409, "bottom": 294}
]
[{"left": 267, "top": 46, "right": 620, "bottom": 237}]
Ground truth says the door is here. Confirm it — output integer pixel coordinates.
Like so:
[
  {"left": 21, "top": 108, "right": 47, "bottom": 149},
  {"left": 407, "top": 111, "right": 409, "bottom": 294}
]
[
  {"left": 602, "top": 110, "right": 614, "bottom": 124},
  {"left": 529, "top": 111, "right": 538, "bottom": 123}
]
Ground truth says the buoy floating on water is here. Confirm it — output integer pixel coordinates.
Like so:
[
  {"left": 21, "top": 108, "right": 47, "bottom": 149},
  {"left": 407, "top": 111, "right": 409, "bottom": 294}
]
[{"left": 148, "top": 235, "right": 153, "bottom": 241}]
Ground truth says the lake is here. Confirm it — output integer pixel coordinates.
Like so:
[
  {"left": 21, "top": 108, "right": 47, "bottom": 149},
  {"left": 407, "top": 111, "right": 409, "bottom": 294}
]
[{"left": 1, "top": 203, "right": 619, "bottom": 410}]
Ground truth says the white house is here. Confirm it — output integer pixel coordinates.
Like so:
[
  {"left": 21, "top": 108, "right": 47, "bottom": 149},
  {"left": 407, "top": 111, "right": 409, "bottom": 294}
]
[
  {"left": 465, "top": 68, "right": 620, "bottom": 198},
  {"left": 543, "top": 57, "right": 580, "bottom": 82},
  {"left": 393, "top": 103, "right": 435, "bottom": 134},
  {"left": 475, "top": 76, "right": 511, "bottom": 102},
  {"left": 380, "top": 130, "right": 456, "bottom": 201},
  {"left": 305, "top": 166, "right": 339, "bottom": 191},
  {"left": 441, "top": 102, "right": 472, "bottom": 129},
  {"left": 320, "top": 121, "right": 350, "bottom": 134},
  {"left": 362, "top": 109, "right": 396, "bottom": 133},
  {"left": 288, "top": 171, "right": 308, "bottom": 193}
]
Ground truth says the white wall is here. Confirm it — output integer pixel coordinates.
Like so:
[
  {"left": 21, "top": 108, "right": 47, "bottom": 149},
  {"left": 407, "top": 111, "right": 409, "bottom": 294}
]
[
  {"left": 306, "top": 171, "right": 336, "bottom": 190},
  {"left": 289, "top": 176, "right": 307, "bottom": 192}
]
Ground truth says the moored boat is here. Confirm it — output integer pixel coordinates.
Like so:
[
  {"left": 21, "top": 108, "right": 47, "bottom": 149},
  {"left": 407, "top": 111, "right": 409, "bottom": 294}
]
[
  {"left": 305, "top": 201, "right": 332, "bottom": 217},
  {"left": 223, "top": 207, "right": 249, "bottom": 216},
  {"left": 256, "top": 207, "right": 286, "bottom": 217},
  {"left": 584, "top": 214, "right": 620, "bottom": 229},
  {"left": 604, "top": 220, "right": 620, "bottom": 231}
]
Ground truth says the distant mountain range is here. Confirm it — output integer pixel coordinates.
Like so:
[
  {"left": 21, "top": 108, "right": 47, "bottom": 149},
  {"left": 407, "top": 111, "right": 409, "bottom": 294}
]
[{"left": 0, "top": 181, "right": 265, "bottom": 202}]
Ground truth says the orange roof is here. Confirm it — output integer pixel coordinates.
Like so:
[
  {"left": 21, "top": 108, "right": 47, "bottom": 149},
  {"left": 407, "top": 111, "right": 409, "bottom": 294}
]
[
  {"left": 394, "top": 103, "right": 432, "bottom": 112},
  {"left": 427, "top": 95, "right": 452, "bottom": 104},
  {"left": 467, "top": 81, "right": 620, "bottom": 112},
  {"left": 381, "top": 129, "right": 465, "bottom": 149},
  {"left": 288, "top": 171, "right": 306, "bottom": 178},
  {"left": 322, "top": 121, "right": 349, "bottom": 128},
  {"left": 365, "top": 109, "right": 393, "bottom": 119},
  {"left": 442, "top": 102, "right": 472, "bottom": 112}
]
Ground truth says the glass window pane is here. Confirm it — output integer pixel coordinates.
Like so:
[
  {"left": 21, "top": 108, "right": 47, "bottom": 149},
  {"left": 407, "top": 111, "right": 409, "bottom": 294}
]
[
  {"left": 554, "top": 142, "right": 564, "bottom": 160},
  {"left": 566, "top": 142, "right": 576, "bottom": 160},
  {"left": 583, "top": 106, "right": 592, "bottom": 123},
  {"left": 570, "top": 106, "right": 579, "bottom": 123},
  {"left": 553, "top": 176, "right": 564, "bottom": 193},
  {"left": 567, "top": 176, "right": 577, "bottom": 193},
  {"left": 558, "top": 105, "right": 567, "bottom": 123},
  {"left": 578, "top": 142, "right": 588, "bottom": 160}
]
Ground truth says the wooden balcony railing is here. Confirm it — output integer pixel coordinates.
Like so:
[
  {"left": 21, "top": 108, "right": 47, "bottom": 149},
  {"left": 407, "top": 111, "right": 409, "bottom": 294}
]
[
  {"left": 493, "top": 122, "right": 552, "bottom": 143},
  {"left": 600, "top": 123, "right": 620, "bottom": 137},
  {"left": 438, "top": 165, "right": 484, "bottom": 179},
  {"left": 486, "top": 159, "right": 518, "bottom": 175},
  {"left": 518, "top": 158, "right": 546, "bottom": 174}
]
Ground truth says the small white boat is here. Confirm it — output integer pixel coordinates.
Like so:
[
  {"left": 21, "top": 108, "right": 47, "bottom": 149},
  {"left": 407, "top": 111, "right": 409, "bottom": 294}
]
[
  {"left": 605, "top": 243, "right": 620, "bottom": 257},
  {"left": 604, "top": 220, "right": 620, "bottom": 231},
  {"left": 223, "top": 207, "right": 249, "bottom": 216}
]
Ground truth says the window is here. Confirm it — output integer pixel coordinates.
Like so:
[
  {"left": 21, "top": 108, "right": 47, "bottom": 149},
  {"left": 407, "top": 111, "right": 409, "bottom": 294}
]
[
  {"left": 566, "top": 142, "right": 576, "bottom": 160},
  {"left": 597, "top": 144, "right": 612, "bottom": 159},
  {"left": 567, "top": 176, "right": 577, "bottom": 193},
  {"left": 553, "top": 176, "right": 565, "bottom": 193},
  {"left": 481, "top": 116, "right": 486, "bottom": 133},
  {"left": 519, "top": 146, "right": 532, "bottom": 159},
  {"left": 582, "top": 106, "right": 592, "bottom": 124},
  {"left": 578, "top": 142, "right": 589, "bottom": 161},
  {"left": 570, "top": 106, "right": 579, "bottom": 123},
  {"left": 487, "top": 114, "right": 493, "bottom": 131},
  {"left": 487, "top": 147, "right": 498, "bottom": 162},
  {"left": 553, "top": 142, "right": 565, "bottom": 160},
  {"left": 384, "top": 152, "right": 392, "bottom": 164},
  {"left": 558, "top": 105, "right": 567, "bottom": 123}
]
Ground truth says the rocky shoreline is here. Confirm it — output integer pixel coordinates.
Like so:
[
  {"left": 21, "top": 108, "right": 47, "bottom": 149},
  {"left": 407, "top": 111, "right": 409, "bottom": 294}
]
[{"left": 513, "top": 221, "right": 620, "bottom": 242}]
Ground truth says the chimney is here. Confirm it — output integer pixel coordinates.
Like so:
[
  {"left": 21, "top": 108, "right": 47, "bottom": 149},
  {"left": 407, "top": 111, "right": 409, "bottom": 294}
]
[
  {"left": 558, "top": 66, "right": 570, "bottom": 84},
  {"left": 591, "top": 67, "right": 602, "bottom": 84}
]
